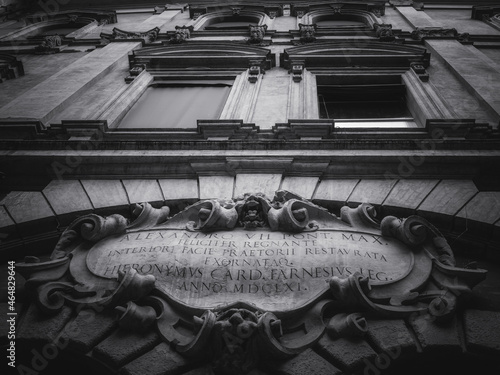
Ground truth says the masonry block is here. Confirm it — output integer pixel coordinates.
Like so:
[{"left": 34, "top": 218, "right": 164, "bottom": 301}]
[
  {"left": 408, "top": 313, "right": 462, "bottom": 354},
  {"left": 455, "top": 192, "right": 500, "bottom": 238},
  {"left": 280, "top": 177, "right": 319, "bottom": 199},
  {"left": 316, "top": 334, "right": 377, "bottom": 372},
  {"left": 273, "top": 348, "right": 342, "bottom": 375},
  {"left": 122, "top": 179, "right": 164, "bottom": 207},
  {"left": 366, "top": 318, "right": 418, "bottom": 356},
  {"left": 60, "top": 308, "right": 117, "bottom": 353},
  {"left": 93, "top": 329, "right": 161, "bottom": 368},
  {"left": 382, "top": 179, "right": 439, "bottom": 218},
  {"left": 348, "top": 179, "right": 397, "bottom": 207},
  {"left": 463, "top": 309, "right": 500, "bottom": 355},
  {"left": 120, "top": 341, "right": 190, "bottom": 375},
  {"left": 417, "top": 180, "right": 478, "bottom": 230},
  {"left": 43, "top": 180, "right": 93, "bottom": 225}
]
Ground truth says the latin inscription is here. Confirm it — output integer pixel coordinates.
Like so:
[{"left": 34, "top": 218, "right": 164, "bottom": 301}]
[{"left": 87, "top": 229, "right": 413, "bottom": 310}]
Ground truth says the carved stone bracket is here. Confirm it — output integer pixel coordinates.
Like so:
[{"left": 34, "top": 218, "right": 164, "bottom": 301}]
[
  {"left": 295, "top": 6, "right": 309, "bottom": 19},
  {"left": 34, "top": 35, "right": 62, "bottom": 55},
  {"left": 0, "top": 54, "right": 24, "bottom": 81},
  {"left": 265, "top": 6, "right": 280, "bottom": 19},
  {"left": 410, "top": 62, "right": 429, "bottom": 81},
  {"left": 291, "top": 62, "right": 304, "bottom": 82},
  {"left": 299, "top": 23, "right": 317, "bottom": 43},
  {"left": 247, "top": 24, "right": 268, "bottom": 45},
  {"left": 374, "top": 24, "right": 396, "bottom": 42},
  {"left": 169, "top": 25, "right": 194, "bottom": 44},
  {"left": 101, "top": 27, "right": 160, "bottom": 43},
  {"left": 411, "top": 27, "right": 469, "bottom": 42}
]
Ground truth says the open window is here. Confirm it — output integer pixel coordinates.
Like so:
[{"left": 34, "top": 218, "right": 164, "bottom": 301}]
[{"left": 317, "top": 75, "right": 415, "bottom": 127}]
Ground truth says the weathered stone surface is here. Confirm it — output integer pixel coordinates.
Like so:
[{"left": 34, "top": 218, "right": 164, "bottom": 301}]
[
  {"left": 313, "top": 179, "right": 359, "bottom": 211},
  {"left": 60, "top": 308, "right": 117, "bottom": 353},
  {"left": 348, "top": 179, "right": 397, "bottom": 207},
  {"left": 199, "top": 176, "right": 234, "bottom": 199},
  {"left": 81, "top": 179, "right": 130, "bottom": 209},
  {"left": 366, "top": 318, "right": 418, "bottom": 355},
  {"left": 0, "top": 42, "right": 141, "bottom": 123},
  {"left": 455, "top": 192, "right": 500, "bottom": 236},
  {"left": 17, "top": 304, "right": 73, "bottom": 346},
  {"left": 42, "top": 180, "right": 93, "bottom": 225},
  {"left": 159, "top": 179, "right": 199, "bottom": 200},
  {"left": 316, "top": 334, "right": 377, "bottom": 372},
  {"left": 122, "top": 179, "right": 164, "bottom": 205},
  {"left": 120, "top": 341, "right": 190, "bottom": 375},
  {"left": 87, "top": 227, "right": 414, "bottom": 312},
  {"left": 408, "top": 313, "right": 462, "bottom": 353},
  {"left": 274, "top": 348, "right": 342, "bottom": 375},
  {"left": 396, "top": 6, "right": 442, "bottom": 28},
  {"left": 0, "top": 205, "right": 15, "bottom": 229},
  {"left": 418, "top": 180, "right": 478, "bottom": 230},
  {"left": 181, "top": 365, "right": 215, "bottom": 375},
  {"left": 0, "top": 205, "right": 18, "bottom": 241},
  {"left": 233, "top": 174, "right": 282, "bottom": 198},
  {"left": 281, "top": 177, "right": 319, "bottom": 199},
  {"left": 426, "top": 39, "right": 500, "bottom": 123},
  {"left": 0, "top": 191, "right": 57, "bottom": 235},
  {"left": 383, "top": 180, "right": 439, "bottom": 217},
  {"left": 463, "top": 309, "right": 500, "bottom": 355},
  {"left": 93, "top": 328, "right": 161, "bottom": 368},
  {"left": 0, "top": 191, "right": 54, "bottom": 224}
]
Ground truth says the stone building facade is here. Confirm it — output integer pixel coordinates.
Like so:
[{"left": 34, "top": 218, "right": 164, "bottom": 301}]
[{"left": 1, "top": 1, "right": 500, "bottom": 374}]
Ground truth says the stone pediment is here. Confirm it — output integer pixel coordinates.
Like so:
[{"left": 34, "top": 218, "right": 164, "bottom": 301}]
[{"left": 17, "top": 190, "right": 487, "bottom": 373}]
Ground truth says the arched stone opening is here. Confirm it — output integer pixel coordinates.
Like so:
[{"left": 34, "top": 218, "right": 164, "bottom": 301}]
[{"left": 192, "top": 11, "right": 268, "bottom": 31}]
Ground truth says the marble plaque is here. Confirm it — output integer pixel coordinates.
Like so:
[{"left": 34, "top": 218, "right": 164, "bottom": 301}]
[{"left": 87, "top": 228, "right": 413, "bottom": 311}]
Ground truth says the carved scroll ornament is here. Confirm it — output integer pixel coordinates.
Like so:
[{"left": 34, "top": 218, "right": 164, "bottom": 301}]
[{"left": 17, "top": 190, "right": 487, "bottom": 374}]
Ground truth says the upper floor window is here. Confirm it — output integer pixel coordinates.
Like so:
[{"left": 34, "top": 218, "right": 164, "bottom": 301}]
[
  {"left": 204, "top": 16, "right": 258, "bottom": 30},
  {"left": 118, "top": 82, "right": 232, "bottom": 129}
]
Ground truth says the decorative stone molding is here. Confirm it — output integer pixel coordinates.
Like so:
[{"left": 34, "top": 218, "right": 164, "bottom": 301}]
[
  {"left": 0, "top": 54, "right": 24, "bottom": 81},
  {"left": 168, "top": 25, "right": 193, "bottom": 44},
  {"left": 34, "top": 35, "right": 62, "bottom": 54},
  {"left": 101, "top": 27, "right": 160, "bottom": 43},
  {"left": 231, "top": 7, "right": 243, "bottom": 16},
  {"left": 299, "top": 23, "right": 317, "bottom": 43},
  {"left": 291, "top": 62, "right": 304, "bottom": 82},
  {"left": 471, "top": 5, "right": 500, "bottom": 20},
  {"left": 374, "top": 23, "right": 395, "bottom": 42},
  {"left": 265, "top": 6, "right": 280, "bottom": 19},
  {"left": 410, "top": 27, "right": 469, "bottom": 42},
  {"left": 247, "top": 24, "right": 268, "bottom": 44},
  {"left": 190, "top": 7, "right": 207, "bottom": 20},
  {"left": 410, "top": 62, "right": 429, "bottom": 81},
  {"left": 295, "top": 5, "right": 309, "bottom": 19},
  {"left": 16, "top": 191, "right": 488, "bottom": 373},
  {"left": 125, "top": 64, "right": 146, "bottom": 83}
]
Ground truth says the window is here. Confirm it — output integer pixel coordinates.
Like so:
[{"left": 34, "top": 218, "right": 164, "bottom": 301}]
[
  {"left": 118, "top": 82, "right": 232, "bottom": 129},
  {"left": 317, "top": 75, "right": 414, "bottom": 127},
  {"left": 204, "top": 16, "right": 258, "bottom": 30}
]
